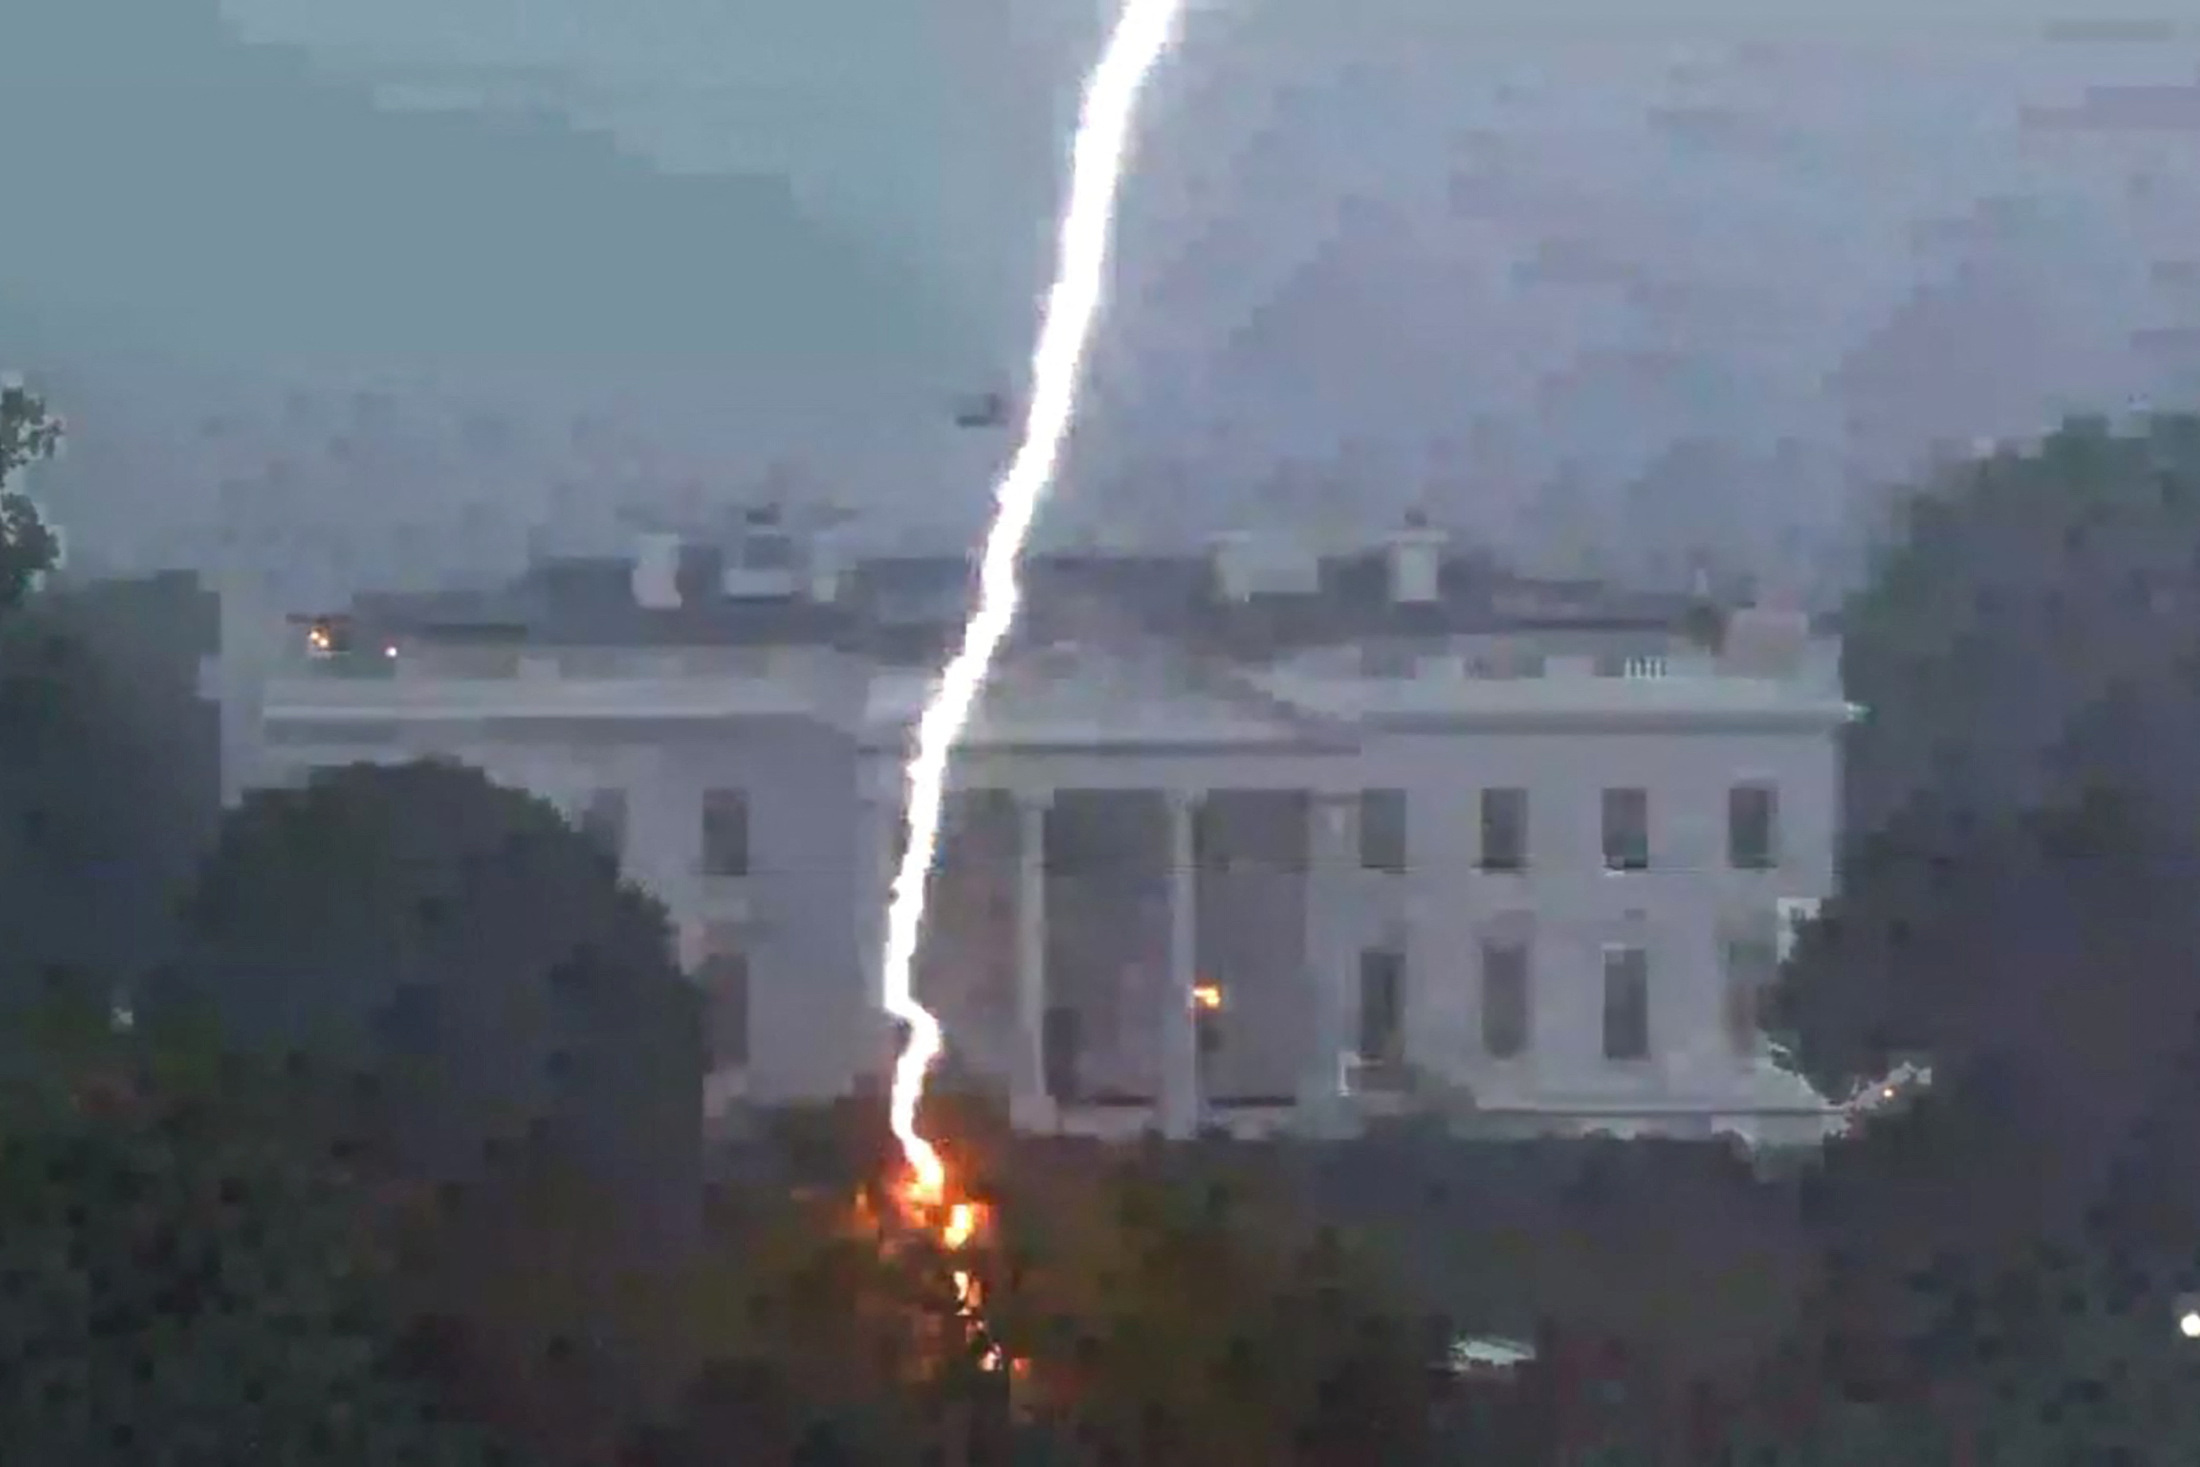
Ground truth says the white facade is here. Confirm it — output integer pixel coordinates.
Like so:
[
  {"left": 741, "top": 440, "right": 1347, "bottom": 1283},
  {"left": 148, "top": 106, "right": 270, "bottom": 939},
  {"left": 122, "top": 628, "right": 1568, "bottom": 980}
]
[{"left": 213, "top": 532, "right": 1850, "bottom": 1146}]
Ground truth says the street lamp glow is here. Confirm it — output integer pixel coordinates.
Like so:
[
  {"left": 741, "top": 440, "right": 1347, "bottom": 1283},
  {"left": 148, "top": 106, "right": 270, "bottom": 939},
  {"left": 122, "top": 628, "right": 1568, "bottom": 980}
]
[{"left": 2178, "top": 1310, "right": 2200, "bottom": 1340}]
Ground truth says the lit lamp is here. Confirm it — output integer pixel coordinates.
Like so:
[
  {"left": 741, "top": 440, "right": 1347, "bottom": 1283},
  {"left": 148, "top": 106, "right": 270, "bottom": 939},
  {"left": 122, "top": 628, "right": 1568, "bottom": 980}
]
[{"left": 2179, "top": 1295, "right": 2200, "bottom": 1340}]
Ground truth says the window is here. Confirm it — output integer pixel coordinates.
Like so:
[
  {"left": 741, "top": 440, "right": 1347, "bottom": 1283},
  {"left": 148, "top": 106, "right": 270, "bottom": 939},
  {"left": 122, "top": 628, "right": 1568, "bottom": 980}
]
[
  {"left": 1602, "top": 945, "right": 1650, "bottom": 1061},
  {"left": 578, "top": 788, "right": 627, "bottom": 862},
  {"left": 701, "top": 788, "right": 751, "bottom": 877},
  {"left": 1480, "top": 940, "right": 1531, "bottom": 1059},
  {"left": 1723, "top": 938, "right": 1779, "bottom": 1056},
  {"left": 1357, "top": 949, "right": 1406, "bottom": 1065},
  {"left": 1042, "top": 1006, "right": 1082, "bottom": 1103},
  {"left": 696, "top": 928, "right": 749, "bottom": 1069},
  {"left": 1602, "top": 788, "right": 1650, "bottom": 871},
  {"left": 1479, "top": 788, "right": 1529, "bottom": 872},
  {"left": 1359, "top": 789, "right": 1408, "bottom": 873},
  {"left": 1728, "top": 784, "right": 1779, "bottom": 870}
]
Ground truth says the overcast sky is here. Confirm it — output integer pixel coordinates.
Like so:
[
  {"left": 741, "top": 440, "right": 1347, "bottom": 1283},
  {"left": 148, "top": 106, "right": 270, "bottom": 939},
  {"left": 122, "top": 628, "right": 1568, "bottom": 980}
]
[{"left": 11, "top": 0, "right": 2200, "bottom": 600}]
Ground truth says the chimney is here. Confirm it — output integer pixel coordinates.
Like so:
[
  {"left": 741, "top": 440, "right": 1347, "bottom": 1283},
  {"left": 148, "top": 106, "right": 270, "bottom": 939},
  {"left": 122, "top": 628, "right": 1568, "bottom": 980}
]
[
  {"left": 1386, "top": 509, "right": 1445, "bottom": 604},
  {"left": 631, "top": 531, "right": 683, "bottom": 610}
]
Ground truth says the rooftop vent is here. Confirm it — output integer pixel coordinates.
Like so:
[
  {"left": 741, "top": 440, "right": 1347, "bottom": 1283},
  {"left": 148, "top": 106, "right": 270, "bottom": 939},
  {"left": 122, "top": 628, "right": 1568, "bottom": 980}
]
[
  {"left": 630, "top": 531, "right": 683, "bottom": 610},
  {"left": 1386, "top": 510, "right": 1445, "bottom": 604}
]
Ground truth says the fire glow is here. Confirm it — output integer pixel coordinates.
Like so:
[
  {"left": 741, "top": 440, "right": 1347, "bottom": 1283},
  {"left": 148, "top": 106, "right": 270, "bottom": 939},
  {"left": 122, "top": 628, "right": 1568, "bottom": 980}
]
[{"left": 873, "top": 0, "right": 1188, "bottom": 1300}]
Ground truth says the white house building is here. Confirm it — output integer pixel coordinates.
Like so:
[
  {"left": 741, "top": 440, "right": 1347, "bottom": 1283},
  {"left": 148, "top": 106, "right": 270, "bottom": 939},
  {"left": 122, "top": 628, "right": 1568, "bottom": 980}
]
[{"left": 210, "top": 512, "right": 1846, "bottom": 1145}]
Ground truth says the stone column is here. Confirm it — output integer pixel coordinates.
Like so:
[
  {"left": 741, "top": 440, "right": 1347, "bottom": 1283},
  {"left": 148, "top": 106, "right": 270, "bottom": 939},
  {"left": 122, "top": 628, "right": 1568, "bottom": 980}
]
[
  {"left": 1299, "top": 792, "right": 1359, "bottom": 1132},
  {"left": 1011, "top": 789, "right": 1056, "bottom": 1133},
  {"left": 1158, "top": 789, "right": 1202, "bottom": 1140}
]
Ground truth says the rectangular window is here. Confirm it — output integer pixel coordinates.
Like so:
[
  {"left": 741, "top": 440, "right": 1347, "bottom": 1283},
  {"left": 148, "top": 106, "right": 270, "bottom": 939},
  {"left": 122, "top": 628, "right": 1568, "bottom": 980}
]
[
  {"left": 578, "top": 787, "right": 627, "bottom": 863},
  {"left": 701, "top": 788, "right": 751, "bottom": 877},
  {"left": 1479, "top": 940, "right": 1531, "bottom": 1059},
  {"left": 696, "top": 926, "right": 749, "bottom": 1069},
  {"left": 1479, "top": 787, "right": 1529, "bottom": 872},
  {"left": 1602, "top": 788, "right": 1650, "bottom": 871},
  {"left": 1723, "top": 938, "right": 1779, "bottom": 1056},
  {"left": 1602, "top": 945, "right": 1651, "bottom": 1061},
  {"left": 1728, "top": 784, "right": 1779, "bottom": 870},
  {"left": 1359, "top": 789, "right": 1408, "bottom": 874},
  {"left": 1042, "top": 1005, "right": 1082, "bottom": 1104},
  {"left": 1357, "top": 948, "right": 1406, "bottom": 1064}
]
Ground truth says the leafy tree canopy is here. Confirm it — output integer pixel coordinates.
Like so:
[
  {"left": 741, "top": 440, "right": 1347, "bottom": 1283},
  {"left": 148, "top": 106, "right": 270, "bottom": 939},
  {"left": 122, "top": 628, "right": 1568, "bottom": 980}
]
[
  {"left": 158, "top": 759, "right": 702, "bottom": 1250},
  {"left": 0, "top": 573, "right": 221, "bottom": 1010},
  {"left": 0, "top": 380, "right": 63, "bottom": 616},
  {"left": 0, "top": 984, "right": 530, "bottom": 1466}
]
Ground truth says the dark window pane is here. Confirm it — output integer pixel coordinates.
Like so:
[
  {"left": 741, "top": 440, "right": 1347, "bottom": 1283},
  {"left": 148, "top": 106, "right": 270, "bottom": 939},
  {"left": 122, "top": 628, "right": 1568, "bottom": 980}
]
[
  {"left": 1480, "top": 941, "right": 1531, "bottom": 1058},
  {"left": 701, "top": 789, "right": 750, "bottom": 876},
  {"left": 1479, "top": 788, "right": 1529, "bottom": 871},
  {"left": 697, "top": 947, "right": 749, "bottom": 1068},
  {"left": 579, "top": 788, "right": 627, "bottom": 862},
  {"left": 1724, "top": 939, "right": 1778, "bottom": 1054},
  {"left": 1358, "top": 949, "right": 1405, "bottom": 1063},
  {"left": 1728, "top": 784, "right": 1779, "bottom": 870},
  {"left": 1360, "top": 790, "right": 1407, "bottom": 873},
  {"left": 1602, "top": 946, "right": 1650, "bottom": 1060},
  {"left": 1043, "top": 1006, "right": 1082, "bottom": 1103},
  {"left": 1602, "top": 788, "right": 1649, "bottom": 871}
]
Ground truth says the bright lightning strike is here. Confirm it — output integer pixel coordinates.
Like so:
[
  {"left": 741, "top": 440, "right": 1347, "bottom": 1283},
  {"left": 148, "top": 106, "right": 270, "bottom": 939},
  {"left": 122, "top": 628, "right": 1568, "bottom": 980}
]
[{"left": 881, "top": 0, "right": 1188, "bottom": 1205}]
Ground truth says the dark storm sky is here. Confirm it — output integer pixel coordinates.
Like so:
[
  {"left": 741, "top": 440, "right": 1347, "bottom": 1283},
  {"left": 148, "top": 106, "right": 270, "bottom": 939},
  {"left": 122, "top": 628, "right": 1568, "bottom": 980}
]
[{"left": 9, "top": 0, "right": 2200, "bottom": 601}]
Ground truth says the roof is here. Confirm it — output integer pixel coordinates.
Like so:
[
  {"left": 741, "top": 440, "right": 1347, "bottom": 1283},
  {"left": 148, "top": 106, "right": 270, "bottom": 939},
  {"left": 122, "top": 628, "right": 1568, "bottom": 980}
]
[
  {"left": 318, "top": 544, "right": 1702, "bottom": 659},
  {"left": 345, "top": 549, "right": 857, "bottom": 649}
]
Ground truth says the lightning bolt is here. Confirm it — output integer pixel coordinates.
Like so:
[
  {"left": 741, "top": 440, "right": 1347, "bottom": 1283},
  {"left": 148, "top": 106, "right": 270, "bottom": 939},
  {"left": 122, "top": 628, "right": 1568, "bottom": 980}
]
[{"left": 881, "top": 0, "right": 1188, "bottom": 1205}]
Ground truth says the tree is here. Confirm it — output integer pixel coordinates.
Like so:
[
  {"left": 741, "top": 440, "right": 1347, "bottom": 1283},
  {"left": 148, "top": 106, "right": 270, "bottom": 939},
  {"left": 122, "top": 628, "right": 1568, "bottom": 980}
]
[
  {"left": 1752, "top": 411, "right": 2200, "bottom": 1459},
  {"left": 0, "top": 983, "right": 529, "bottom": 1466},
  {"left": 160, "top": 758, "right": 701, "bottom": 1218},
  {"left": 1774, "top": 413, "right": 2200, "bottom": 1236},
  {"left": 989, "top": 1144, "right": 1440, "bottom": 1467},
  {"left": 0, "top": 379, "right": 63, "bottom": 616},
  {"left": 0, "top": 573, "right": 222, "bottom": 1013},
  {"left": 1839, "top": 411, "right": 2200, "bottom": 835},
  {"left": 153, "top": 759, "right": 706, "bottom": 1461}
]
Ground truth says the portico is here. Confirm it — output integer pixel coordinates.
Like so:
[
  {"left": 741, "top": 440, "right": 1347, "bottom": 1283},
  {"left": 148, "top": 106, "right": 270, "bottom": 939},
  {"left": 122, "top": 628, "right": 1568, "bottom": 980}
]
[{"left": 863, "top": 767, "right": 1363, "bottom": 1141}]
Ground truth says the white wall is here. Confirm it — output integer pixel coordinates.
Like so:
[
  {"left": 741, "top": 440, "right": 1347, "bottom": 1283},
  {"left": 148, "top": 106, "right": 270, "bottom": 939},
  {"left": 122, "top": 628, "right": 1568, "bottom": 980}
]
[{"left": 1345, "top": 722, "right": 1839, "bottom": 1102}]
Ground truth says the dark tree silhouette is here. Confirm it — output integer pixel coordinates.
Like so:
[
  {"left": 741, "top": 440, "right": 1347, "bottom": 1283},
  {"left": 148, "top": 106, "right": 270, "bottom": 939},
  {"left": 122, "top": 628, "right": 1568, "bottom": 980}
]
[{"left": 159, "top": 759, "right": 703, "bottom": 1252}]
